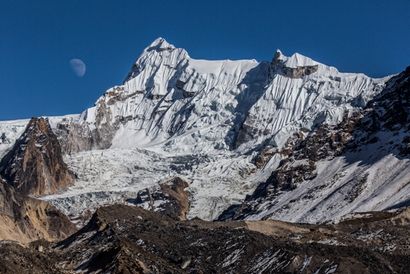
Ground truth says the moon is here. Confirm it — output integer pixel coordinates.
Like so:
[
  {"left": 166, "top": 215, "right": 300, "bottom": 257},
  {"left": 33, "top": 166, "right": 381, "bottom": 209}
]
[{"left": 69, "top": 58, "right": 86, "bottom": 77}]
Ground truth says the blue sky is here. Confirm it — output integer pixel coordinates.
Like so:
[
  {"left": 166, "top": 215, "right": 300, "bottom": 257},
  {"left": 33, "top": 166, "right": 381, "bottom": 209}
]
[{"left": 0, "top": 0, "right": 409, "bottom": 120}]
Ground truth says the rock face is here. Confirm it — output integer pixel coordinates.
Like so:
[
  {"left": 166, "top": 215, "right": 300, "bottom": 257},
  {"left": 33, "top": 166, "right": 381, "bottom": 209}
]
[
  {"left": 221, "top": 67, "right": 410, "bottom": 223},
  {"left": 128, "top": 177, "right": 190, "bottom": 220},
  {"left": 271, "top": 50, "right": 319, "bottom": 78},
  {"left": 0, "top": 177, "right": 76, "bottom": 244},
  {"left": 0, "top": 117, "right": 75, "bottom": 196},
  {"left": 54, "top": 120, "right": 95, "bottom": 154},
  {"left": 2, "top": 204, "right": 410, "bottom": 273}
]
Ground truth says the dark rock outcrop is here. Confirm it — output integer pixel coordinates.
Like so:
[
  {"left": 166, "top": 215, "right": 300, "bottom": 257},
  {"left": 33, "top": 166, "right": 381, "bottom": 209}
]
[
  {"left": 0, "top": 117, "right": 75, "bottom": 196},
  {"left": 271, "top": 51, "right": 319, "bottom": 78},
  {"left": 253, "top": 146, "right": 277, "bottom": 168},
  {"left": 128, "top": 177, "right": 190, "bottom": 220},
  {"left": 0, "top": 133, "right": 10, "bottom": 145}
]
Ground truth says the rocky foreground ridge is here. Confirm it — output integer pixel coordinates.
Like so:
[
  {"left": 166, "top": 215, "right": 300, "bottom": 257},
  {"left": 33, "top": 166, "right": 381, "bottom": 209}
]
[{"left": 1, "top": 204, "right": 410, "bottom": 273}]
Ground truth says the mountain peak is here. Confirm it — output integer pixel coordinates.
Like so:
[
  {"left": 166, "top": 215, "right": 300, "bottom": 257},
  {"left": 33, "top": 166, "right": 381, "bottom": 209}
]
[
  {"left": 273, "top": 49, "right": 285, "bottom": 61},
  {"left": 145, "top": 37, "right": 176, "bottom": 52},
  {"left": 286, "top": 52, "right": 318, "bottom": 68},
  {"left": 273, "top": 49, "right": 318, "bottom": 69},
  {"left": 123, "top": 37, "right": 186, "bottom": 83}
]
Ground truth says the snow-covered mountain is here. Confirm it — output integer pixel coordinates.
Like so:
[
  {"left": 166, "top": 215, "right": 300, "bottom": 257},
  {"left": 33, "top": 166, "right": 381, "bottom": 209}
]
[
  {"left": 220, "top": 67, "right": 410, "bottom": 223},
  {"left": 67, "top": 37, "right": 387, "bottom": 153},
  {"left": 0, "top": 38, "right": 404, "bottom": 223}
]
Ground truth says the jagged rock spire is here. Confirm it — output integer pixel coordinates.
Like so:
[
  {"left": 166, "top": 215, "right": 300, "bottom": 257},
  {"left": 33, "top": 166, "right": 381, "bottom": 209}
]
[{"left": 0, "top": 117, "right": 75, "bottom": 196}]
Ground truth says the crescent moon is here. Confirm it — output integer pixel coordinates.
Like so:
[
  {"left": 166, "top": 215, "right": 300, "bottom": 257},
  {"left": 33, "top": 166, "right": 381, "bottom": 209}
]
[{"left": 69, "top": 58, "right": 86, "bottom": 77}]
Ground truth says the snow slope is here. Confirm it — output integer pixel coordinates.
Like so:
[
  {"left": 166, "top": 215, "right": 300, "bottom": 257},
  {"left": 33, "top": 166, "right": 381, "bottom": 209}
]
[{"left": 244, "top": 138, "right": 410, "bottom": 224}]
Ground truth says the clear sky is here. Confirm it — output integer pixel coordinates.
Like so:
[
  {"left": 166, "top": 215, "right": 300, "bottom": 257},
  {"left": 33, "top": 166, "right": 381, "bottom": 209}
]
[{"left": 0, "top": 0, "right": 409, "bottom": 120}]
